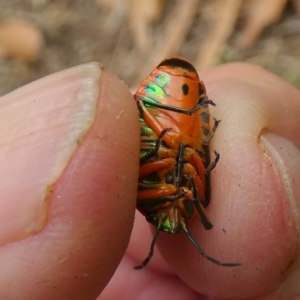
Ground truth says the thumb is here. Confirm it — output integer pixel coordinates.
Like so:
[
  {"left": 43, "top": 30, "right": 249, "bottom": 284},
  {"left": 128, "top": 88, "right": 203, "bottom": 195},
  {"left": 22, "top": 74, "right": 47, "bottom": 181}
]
[
  {"left": 157, "top": 63, "right": 300, "bottom": 299},
  {"left": 0, "top": 62, "right": 139, "bottom": 299}
]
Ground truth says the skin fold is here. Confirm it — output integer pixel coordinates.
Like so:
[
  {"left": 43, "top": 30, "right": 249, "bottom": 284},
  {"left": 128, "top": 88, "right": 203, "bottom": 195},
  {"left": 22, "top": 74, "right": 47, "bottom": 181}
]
[{"left": 0, "top": 62, "right": 299, "bottom": 300}]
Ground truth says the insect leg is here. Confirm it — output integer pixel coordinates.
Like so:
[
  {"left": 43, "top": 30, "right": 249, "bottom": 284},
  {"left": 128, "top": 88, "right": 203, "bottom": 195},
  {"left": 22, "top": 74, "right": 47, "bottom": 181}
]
[
  {"left": 187, "top": 175, "right": 213, "bottom": 230},
  {"left": 175, "top": 143, "right": 185, "bottom": 189},
  {"left": 155, "top": 128, "right": 172, "bottom": 152},
  {"left": 182, "top": 148, "right": 208, "bottom": 205},
  {"left": 133, "top": 219, "right": 162, "bottom": 270},
  {"left": 200, "top": 150, "right": 220, "bottom": 206},
  {"left": 205, "top": 150, "right": 220, "bottom": 174},
  {"left": 203, "top": 118, "right": 221, "bottom": 146},
  {"left": 138, "top": 101, "right": 173, "bottom": 146},
  {"left": 140, "top": 98, "right": 212, "bottom": 116},
  {"left": 139, "top": 157, "right": 174, "bottom": 177},
  {"left": 180, "top": 219, "right": 241, "bottom": 267},
  {"left": 201, "top": 117, "right": 221, "bottom": 205}
]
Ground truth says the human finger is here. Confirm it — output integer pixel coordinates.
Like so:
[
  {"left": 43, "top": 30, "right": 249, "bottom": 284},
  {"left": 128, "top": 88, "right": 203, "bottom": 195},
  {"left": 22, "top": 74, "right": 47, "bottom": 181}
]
[{"left": 0, "top": 63, "right": 139, "bottom": 300}]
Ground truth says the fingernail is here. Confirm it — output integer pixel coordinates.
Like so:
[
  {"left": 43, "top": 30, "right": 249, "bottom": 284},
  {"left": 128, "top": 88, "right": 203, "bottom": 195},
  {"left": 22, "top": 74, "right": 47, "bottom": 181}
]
[
  {"left": 260, "top": 132, "right": 300, "bottom": 218},
  {"left": 0, "top": 62, "right": 102, "bottom": 244}
]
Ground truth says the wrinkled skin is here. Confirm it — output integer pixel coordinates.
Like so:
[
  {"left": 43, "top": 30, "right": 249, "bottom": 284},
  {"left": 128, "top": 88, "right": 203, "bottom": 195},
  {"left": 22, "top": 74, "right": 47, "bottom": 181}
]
[{"left": 0, "top": 62, "right": 299, "bottom": 300}]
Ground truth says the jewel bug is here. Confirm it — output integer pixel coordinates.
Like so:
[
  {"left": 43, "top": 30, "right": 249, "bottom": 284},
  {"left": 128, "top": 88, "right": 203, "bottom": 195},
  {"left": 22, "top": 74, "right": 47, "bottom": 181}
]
[{"left": 134, "top": 57, "right": 240, "bottom": 269}]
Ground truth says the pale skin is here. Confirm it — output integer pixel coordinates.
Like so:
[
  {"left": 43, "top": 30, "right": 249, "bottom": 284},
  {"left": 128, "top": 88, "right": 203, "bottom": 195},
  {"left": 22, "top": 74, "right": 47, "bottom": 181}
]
[{"left": 0, "top": 62, "right": 299, "bottom": 300}]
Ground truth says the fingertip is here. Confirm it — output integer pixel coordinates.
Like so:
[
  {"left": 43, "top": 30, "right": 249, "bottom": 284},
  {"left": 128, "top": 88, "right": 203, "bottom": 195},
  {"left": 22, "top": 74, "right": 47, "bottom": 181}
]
[
  {"left": 42, "top": 67, "right": 140, "bottom": 296},
  {"left": 0, "top": 63, "right": 140, "bottom": 299}
]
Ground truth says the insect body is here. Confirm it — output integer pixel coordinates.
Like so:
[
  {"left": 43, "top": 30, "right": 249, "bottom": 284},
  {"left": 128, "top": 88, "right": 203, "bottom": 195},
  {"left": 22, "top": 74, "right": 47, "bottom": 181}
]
[{"left": 134, "top": 57, "right": 240, "bottom": 269}]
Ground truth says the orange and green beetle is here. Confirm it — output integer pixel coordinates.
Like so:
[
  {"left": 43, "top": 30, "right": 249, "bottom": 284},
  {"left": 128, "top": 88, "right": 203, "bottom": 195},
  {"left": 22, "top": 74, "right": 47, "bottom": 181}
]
[{"left": 134, "top": 57, "right": 240, "bottom": 269}]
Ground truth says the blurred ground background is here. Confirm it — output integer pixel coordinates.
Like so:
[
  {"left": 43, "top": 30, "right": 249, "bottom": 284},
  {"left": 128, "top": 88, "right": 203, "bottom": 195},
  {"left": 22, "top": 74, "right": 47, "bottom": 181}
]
[{"left": 0, "top": 0, "right": 299, "bottom": 97}]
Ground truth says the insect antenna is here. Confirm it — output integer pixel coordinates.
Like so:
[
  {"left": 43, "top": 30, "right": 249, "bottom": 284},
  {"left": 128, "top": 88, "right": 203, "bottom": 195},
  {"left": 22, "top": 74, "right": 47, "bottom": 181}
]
[{"left": 180, "top": 219, "right": 241, "bottom": 267}]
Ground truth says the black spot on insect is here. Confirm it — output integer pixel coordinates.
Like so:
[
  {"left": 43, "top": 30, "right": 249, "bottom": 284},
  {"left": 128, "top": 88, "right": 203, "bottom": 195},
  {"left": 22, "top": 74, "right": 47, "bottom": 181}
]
[
  {"left": 200, "top": 112, "right": 209, "bottom": 123},
  {"left": 199, "top": 83, "right": 205, "bottom": 96},
  {"left": 202, "top": 127, "right": 209, "bottom": 137},
  {"left": 182, "top": 84, "right": 189, "bottom": 95}
]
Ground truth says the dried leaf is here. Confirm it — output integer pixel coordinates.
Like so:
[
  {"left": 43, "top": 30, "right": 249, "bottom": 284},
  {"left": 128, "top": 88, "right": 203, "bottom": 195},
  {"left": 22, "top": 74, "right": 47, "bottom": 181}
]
[
  {"left": 95, "top": 0, "right": 121, "bottom": 10},
  {"left": 96, "top": 0, "right": 129, "bottom": 34},
  {"left": 133, "top": 0, "right": 199, "bottom": 86},
  {"left": 0, "top": 19, "right": 43, "bottom": 61},
  {"left": 236, "top": 0, "right": 289, "bottom": 49},
  {"left": 293, "top": 0, "right": 300, "bottom": 13},
  {"left": 128, "top": 0, "right": 164, "bottom": 53},
  {"left": 196, "top": 0, "right": 243, "bottom": 69}
]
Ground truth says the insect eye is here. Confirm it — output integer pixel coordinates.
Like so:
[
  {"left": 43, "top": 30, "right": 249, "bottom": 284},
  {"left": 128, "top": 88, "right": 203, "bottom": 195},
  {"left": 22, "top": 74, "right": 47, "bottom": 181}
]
[
  {"left": 165, "top": 173, "right": 174, "bottom": 184},
  {"left": 182, "top": 84, "right": 189, "bottom": 95}
]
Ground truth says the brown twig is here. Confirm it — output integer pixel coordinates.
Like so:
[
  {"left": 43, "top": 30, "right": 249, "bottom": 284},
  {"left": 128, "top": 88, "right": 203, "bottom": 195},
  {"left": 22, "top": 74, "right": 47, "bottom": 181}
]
[
  {"left": 236, "top": 0, "right": 289, "bottom": 50},
  {"left": 128, "top": 0, "right": 164, "bottom": 53},
  {"left": 195, "top": 0, "right": 243, "bottom": 69},
  {"left": 133, "top": 0, "right": 199, "bottom": 86}
]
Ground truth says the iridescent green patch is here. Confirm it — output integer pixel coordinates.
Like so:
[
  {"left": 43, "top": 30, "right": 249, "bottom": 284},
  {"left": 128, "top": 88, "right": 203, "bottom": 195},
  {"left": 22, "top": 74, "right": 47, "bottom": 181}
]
[
  {"left": 144, "top": 82, "right": 166, "bottom": 98},
  {"left": 140, "top": 126, "right": 153, "bottom": 137},
  {"left": 155, "top": 73, "right": 170, "bottom": 86}
]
